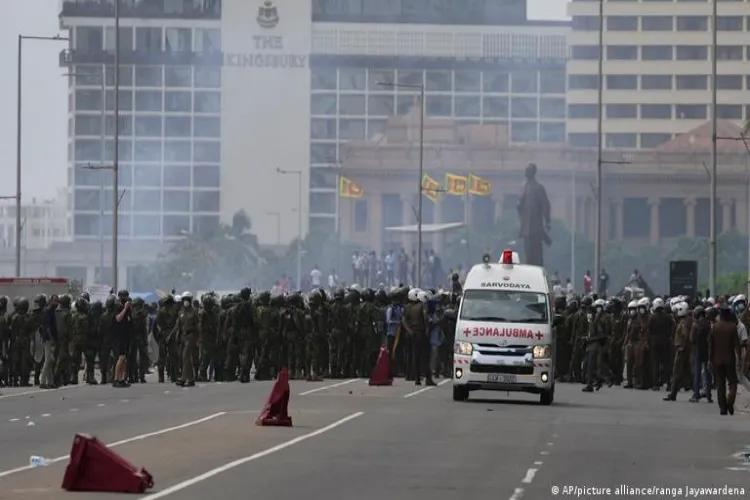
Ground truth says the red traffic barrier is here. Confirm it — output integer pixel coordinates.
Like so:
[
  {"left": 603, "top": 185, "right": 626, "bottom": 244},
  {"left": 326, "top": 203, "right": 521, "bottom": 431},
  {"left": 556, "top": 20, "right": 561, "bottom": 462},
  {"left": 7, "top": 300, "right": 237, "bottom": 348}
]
[
  {"left": 61, "top": 434, "right": 154, "bottom": 493},
  {"left": 369, "top": 346, "right": 393, "bottom": 386},
  {"left": 256, "top": 367, "right": 293, "bottom": 427}
]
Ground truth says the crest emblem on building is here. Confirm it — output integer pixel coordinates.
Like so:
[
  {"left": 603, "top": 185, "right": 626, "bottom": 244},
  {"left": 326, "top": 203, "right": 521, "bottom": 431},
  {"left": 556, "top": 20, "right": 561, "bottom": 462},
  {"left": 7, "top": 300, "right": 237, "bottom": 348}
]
[{"left": 257, "top": 1, "right": 279, "bottom": 29}]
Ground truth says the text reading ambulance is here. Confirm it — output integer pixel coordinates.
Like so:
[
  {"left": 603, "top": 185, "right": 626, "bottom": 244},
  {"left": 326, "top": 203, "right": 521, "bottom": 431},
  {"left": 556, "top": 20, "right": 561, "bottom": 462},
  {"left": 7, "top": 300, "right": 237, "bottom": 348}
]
[{"left": 452, "top": 250, "right": 555, "bottom": 405}]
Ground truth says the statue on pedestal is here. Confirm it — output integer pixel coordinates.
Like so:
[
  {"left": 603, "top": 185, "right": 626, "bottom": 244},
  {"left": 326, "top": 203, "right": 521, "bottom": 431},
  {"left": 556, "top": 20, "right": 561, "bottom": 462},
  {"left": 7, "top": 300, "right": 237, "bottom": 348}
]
[{"left": 516, "top": 163, "right": 552, "bottom": 267}]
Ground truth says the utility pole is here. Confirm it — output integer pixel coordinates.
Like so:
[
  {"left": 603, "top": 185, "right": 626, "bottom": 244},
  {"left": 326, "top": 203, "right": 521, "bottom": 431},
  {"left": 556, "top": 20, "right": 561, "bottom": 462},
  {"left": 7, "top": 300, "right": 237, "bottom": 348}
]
[
  {"left": 112, "top": 0, "right": 121, "bottom": 290},
  {"left": 709, "top": 0, "right": 718, "bottom": 296}
]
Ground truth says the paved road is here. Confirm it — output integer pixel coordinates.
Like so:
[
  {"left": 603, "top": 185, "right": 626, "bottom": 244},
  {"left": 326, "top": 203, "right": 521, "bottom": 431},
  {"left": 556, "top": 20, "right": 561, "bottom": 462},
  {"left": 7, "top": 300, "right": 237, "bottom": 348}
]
[{"left": 0, "top": 379, "right": 748, "bottom": 500}]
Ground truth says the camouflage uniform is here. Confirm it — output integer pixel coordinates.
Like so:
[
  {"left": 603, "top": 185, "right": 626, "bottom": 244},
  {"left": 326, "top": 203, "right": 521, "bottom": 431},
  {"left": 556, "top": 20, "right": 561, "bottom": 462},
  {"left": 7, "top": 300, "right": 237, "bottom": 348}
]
[
  {"left": 175, "top": 296, "right": 199, "bottom": 386},
  {"left": 98, "top": 296, "right": 116, "bottom": 385},
  {"left": 198, "top": 294, "right": 220, "bottom": 382},
  {"left": 10, "top": 299, "right": 32, "bottom": 387},
  {"left": 128, "top": 298, "right": 149, "bottom": 383},
  {"left": 153, "top": 296, "right": 178, "bottom": 383}
]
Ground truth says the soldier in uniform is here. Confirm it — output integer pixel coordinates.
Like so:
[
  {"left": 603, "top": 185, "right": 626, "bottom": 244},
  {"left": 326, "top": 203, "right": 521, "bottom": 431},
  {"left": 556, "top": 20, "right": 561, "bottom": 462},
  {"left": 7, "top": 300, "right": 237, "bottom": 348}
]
[
  {"left": 664, "top": 301, "right": 691, "bottom": 401},
  {"left": 403, "top": 289, "right": 433, "bottom": 386},
  {"left": 10, "top": 298, "right": 32, "bottom": 387},
  {"left": 307, "top": 289, "right": 327, "bottom": 381},
  {"left": 223, "top": 295, "right": 240, "bottom": 382},
  {"left": 0, "top": 297, "right": 9, "bottom": 387},
  {"left": 198, "top": 293, "right": 220, "bottom": 382},
  {"left": 328, "top": 289, "right": 347, "bottom": 378},
  {"left": 30, "top": 294, "right": 48, "bottom": 387},
  {"left": 174, "top": 292, "right": 199, "bottom": 387},
  {"left": 128, "top": 297, "right": 149, "bottom": 384},
  {"left": 98, "top": 295, "right": 117, "bottom": 385},
  {"left": 608, "top": 298, "right": 626, "bottom": 386},
  {"left": 569, "top": 297, "right": 591, "bottom": 383},
  {"left": 236, "top": 288, "right": 257, "bottom": 383},
  {"left": 153, "top": 295, "right": 177, "bottom": 383},
  {"left": 359, "top": 289, "right": 382, "bottom": 377},
  {"left": 582, "top": 298, "right": 611, "bottom": 392},
  {"left": 52, "top": 295, "right": 72, "bottom": 387},
  {"left": 552, "top": 296, "right": 569, "bottom": 382},
  {"left": 73, "top": 298, "right": 95, "bottom": 384}
]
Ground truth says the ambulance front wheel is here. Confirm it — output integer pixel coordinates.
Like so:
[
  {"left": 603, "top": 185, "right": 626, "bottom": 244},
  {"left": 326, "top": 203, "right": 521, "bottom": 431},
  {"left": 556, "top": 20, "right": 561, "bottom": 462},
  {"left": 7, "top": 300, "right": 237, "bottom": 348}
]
[
  {"left": 540, "top": 387, "right": 554, "bottom": 406},
  {"left": 453, "top": 385, "right": 469, "bottom": 402}
]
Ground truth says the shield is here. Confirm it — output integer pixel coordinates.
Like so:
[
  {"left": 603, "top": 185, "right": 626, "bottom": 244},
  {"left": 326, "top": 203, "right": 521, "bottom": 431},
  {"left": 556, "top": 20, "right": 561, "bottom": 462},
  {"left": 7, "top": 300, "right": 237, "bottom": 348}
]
[
  {"left": 147, "top": 332, "right": 159, "bottom": 365},
  {"left": 32, "top": 330, "right": 44, "bottom": 364}
]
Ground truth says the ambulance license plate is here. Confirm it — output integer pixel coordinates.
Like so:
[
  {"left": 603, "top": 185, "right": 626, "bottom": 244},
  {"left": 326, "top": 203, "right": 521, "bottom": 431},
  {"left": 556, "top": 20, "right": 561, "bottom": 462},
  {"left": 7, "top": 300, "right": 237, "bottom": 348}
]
[{"left": 487, "top": 374, "right": 516, "bottom": 384}]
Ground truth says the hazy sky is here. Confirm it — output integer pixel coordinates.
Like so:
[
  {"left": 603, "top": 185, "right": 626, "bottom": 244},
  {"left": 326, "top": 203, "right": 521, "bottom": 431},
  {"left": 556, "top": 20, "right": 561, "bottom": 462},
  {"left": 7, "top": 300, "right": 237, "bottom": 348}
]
[{"left": 1, "top": 0, "right": 568, "bottom": 201}]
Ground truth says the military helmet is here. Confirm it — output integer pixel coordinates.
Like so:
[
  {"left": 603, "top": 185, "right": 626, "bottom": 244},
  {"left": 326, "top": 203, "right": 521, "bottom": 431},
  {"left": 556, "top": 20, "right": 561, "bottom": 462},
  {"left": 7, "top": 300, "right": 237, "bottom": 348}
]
[
  {"left": 256, "top": 290, "right": 271, "bottom": 306},
  {"left": 181, "top": 291, "right": 194, "bottom": 302},
  {"left": 17, "top": 298, "right": 29, "bottom": 313},
  {"left": 35, "top": 294, "right": 48, "bottom": 309},
  {"left": 80, "top": 292, "right": 91, "bottom": 302},
  {"left": 333, "top": 288, "right": 345, "bottom": 301},
  {"left": 117, "top": 289, "right": 129, "bottom": 300},
  {"left": 240, "top": 287, "right": 252, "bottom": 300},
  {"left": 75, "top": 298, "right": 89, "bottom": 312},
  {"left": 105, "top": 295, "right": 116, "bottom": 308},
  {"left": 59, "top": 295, "right": 72, "bottom": 308},
  {"left": 375, "top": 288, "right": 388, "bottom": 305},
  {"left": 581, "top": 296, "right": 593, "bottom": 307},
  {"left": 308, "top": 289, "right": 322, "bottom": 304},
  {"left": 345, "top": 289, "right": 361, "bottom": 304},
  {"left": 132, "top": 297, "right": 145, "bottom": 308},
  {"left": 362, "top": 288, "right": 375, "bottom": 302}
]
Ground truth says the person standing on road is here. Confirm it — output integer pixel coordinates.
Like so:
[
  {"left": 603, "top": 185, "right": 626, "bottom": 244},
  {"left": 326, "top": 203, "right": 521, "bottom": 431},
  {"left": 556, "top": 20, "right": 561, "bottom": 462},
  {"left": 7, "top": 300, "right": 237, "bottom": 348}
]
[
  {"left": 175, "top": 292, "right": 199, "bottom": 387},
  {"left": 664, "top": 302, "right": 690, "bottom": 402},
  {"left": 112, "top": 290, "right": 132, "bottom": 388},
  {"left": 39, "top": 295, "right": 59, "bottom": 390},
  {"left": 708, "top": 304, "right": 741, "bottom": 415},
  {"left": 689, "top": 306, "right": 712, "bottom": 403}
]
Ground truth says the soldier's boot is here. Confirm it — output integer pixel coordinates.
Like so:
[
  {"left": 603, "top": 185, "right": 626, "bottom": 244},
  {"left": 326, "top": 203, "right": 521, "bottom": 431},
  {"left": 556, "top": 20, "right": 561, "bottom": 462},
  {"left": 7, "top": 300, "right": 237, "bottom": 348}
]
[
  {"left": 728, "top": 385, "right": 737, "bottom": 415},
  {"left": 86, "top": 370, "right": 98, "bottom": 384},
  {"left": 157, "top": 366, "right": 165, "bottom": 383}
]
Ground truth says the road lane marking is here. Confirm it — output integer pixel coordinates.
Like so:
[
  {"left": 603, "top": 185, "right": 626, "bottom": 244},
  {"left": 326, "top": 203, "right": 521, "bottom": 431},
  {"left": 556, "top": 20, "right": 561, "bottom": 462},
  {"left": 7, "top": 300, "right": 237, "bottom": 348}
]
[
  {"left": 540, "top": 451, "right": 549, "bottom": 455},
  {"left": 298, "top": 378, "right": 359, "bottom": 396},
  {"left": 533, "top": 461, "right": 543, "bottom": 465},
  {"left": 139, "top": 411, "right": 365, "bottom": 500},
  {"left": 9, "top": 418, "right": 18, "bottom": 422},
  {"left": 403, "top": 379, "right": 450, "bottom": 399},
  {"left": 521, "top": 468, "right": 537, "bottom": 484},
  {"left": 97, "top": 403, "right": 105, "bottom": 407},
  {"left": 0, "top": 411, "right": 226, "bottom": 479},
  {"left": 41, "top": 414, "right": 50, "bottom": 418},
  {"left": 0, "top": 385, "right": 80, "bottom": 400},
  {"left": 509, "top": 487, "right": 524, "bottom": 500}
]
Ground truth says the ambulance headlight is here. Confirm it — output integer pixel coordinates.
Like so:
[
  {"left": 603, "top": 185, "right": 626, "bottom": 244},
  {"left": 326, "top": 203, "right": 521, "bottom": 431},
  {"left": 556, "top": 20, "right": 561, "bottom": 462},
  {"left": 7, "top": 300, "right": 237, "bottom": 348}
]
[
  {"left": 454, "top": 341, "right": 473, "bottom": 355},
  {"left": 533, "top": 345, "right": 552, "bottom": 359}
]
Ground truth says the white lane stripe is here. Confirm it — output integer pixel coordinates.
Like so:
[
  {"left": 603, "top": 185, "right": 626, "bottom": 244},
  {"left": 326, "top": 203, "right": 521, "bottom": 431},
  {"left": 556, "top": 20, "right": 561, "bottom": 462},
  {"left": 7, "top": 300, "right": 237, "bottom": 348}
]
[
  {"left": 139, "top": 411, "right": 365, "bottom": 500},
  {"left": 403, "top": 379, "right": 450, "bottom": 399},
  {"left": 0, "top": 412, "right": 226, "bottom": 479},
  {"left": 298, "top": 378, "right": 359, "bottom": 396},
  {"left": 509, "top": 487, "right": 524, "bottom": 500},
  {"left": 521, "top": 468, "right": 537, "bottom": 484},
  {"left": 0, "top": 385, "right": 80, "bottom": 400},
  {"left": 533, "top": 461, "right": 543, "bottom": 465}
]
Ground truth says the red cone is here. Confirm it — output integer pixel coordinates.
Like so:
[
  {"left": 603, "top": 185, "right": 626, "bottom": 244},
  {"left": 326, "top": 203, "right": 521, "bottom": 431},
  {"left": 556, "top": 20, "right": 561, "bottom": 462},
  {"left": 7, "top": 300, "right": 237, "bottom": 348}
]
[
  {"left": 61, "top": 434, "right": 154, "bottom": 493},
  {"left": 256, "top": 367, "right": 293, "bottom": 427},
  {"left": 369, "top": 346, "right": 393, "bottom": 386}
]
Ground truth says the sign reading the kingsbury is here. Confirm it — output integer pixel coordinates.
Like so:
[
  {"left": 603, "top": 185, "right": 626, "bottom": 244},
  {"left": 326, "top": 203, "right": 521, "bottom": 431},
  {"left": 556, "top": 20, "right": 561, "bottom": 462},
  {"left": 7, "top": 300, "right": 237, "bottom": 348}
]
[{"left": 223, "top": 1, "right": 307, "bottom": 69}]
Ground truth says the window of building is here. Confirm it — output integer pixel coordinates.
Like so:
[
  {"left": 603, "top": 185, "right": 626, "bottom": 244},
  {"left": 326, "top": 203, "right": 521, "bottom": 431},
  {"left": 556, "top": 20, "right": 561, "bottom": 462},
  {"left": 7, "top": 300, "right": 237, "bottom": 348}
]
[
  {"left": 606, "top": 104, "right": 637, "bottom": 119},
  {"left": 511, "top": 97, "right": 538, "bottom": 118},
  {"left": 606, "top": 133, "right": 637, "bottom": 148},
  {"left": 106, "top": 139, "right": 133, "bottom": 161},
  {"left": 641, "top": 104, "right": 672, "bottom": 119},
  {"left": 194, "top": 141, "right": 220, "bottom": 162},
  {"left": 339, "top": 119, "right": 366, "bottom": 140},
  {"left": 568, "top": 74, "right": 598, "bottom": 90},
  {"left": 676, "top": 75, "right": 708, "bottom": 90},
  {"left": 335, "top": 95, "right": 362, "bottom": 115},
  {"left": 195, "top": 68, "right": 221, "bottom": 88},
  {"left": 310, "top": 192, "right": 336, "bottom": 214},
  {"left": 510, "top": 122, "right": 538, "bottom": 143},
  {"left": 642, "top": 45, "right": 673, "bottom": 60},
  {"left": 133, "top": 215, "right": 160, "bottom": 237},
  {"left": 540, "top": 122, "right": 565, "bottom": 143},
  {"left": 164, "top": 140, "right": 191, "bottom": 161},
  {"left": 608, "top": 16, "right": 638, "bottom": 30},
  {"left": 104, "top": 27, "right": 133, "bottom": 51},
  {"left": 106, "top": 115, "right": 132, "bottom": 136},
  {"left": 368, "top": 95, "right": 394, "bottom": 115},
  {"left": 677, "top": 16, "right": 708, "bottom": 31},
  {"left": 163, "top": 191, "right": 191, "bottom": 212},
  {"left": 569, "top": 133, "right": 597, "bottom": 147},
  {"left": 165, "top": 91, "right": 192, "bottom": 112},
  {"left": 539, "top": 98, "right": 565, "bottom": 119},
  {"left": 163, "top": 215, "right": 190, "bottom": 236},
  {"left": 195, "top": 28, "right": 221, "bottom": 52},
  {"left": 165, "top": 67, "right": 192, "bottom": 87},
  {"left": 135, "top": 27, "right": 162, "bottom": 51},
  {"left": 311, "top": 143, "right": 336, "bottom": 163},
  {"left": 75, "top": 115, "right": 101, "bottom": 136},
  {"left": 676, "top": 104, "right": 707, "bottom": 119},
  {"left": 311, "top": 118, "right": 336, "bottom": 140},
  {"left": 511, "top": 71, "right": 538, "bottom": 93},
  {"left": 676, "top": 46, "right": 708, "bottom": 60},
  {"left": 717, "top": 104, "right": 742, "bottom": 119},
  {"left": 368, "top": 70, "right": 395, "bottom": 90},
  {"left": 76, "top": 27, "right": 103, "bottom": 51},
  {"left": 75, "top": 89, "right": 102, "bottom": 112},
  {"left": 311, "top": 68, "right": 337, "bottom": 90},
  {"left": 75, "top": 140, "right": 101, "bottom": 162},
  {"left": 717, "top": 46, "right": 743, "bottom": 60},
  {"left": 133, "top": 165, "right": 161, "bottom": 188},
  {"left": 641, "top": 75, "right": 672, "bottom": 90},
  {"left": 194, "top": 165, "right": 220, "bottom": 187},
  {"left": 165, "top": 117, "right": 191, "bottom": 138},
  {"left": 165, "top": 27, "right": 192, "bottom": 52},
  {"left": 484, "top": 71, "right": 510, "bottom": 92},
  {"left": 135, "top": 90, "right": 162, "bottom": 112},
  {"left": 74, "top": 189, "right": 101, "bottom": 211},
  {"left": 455, "top": 96, "right": 480, "bottom": 117},
  {"left": 194, "top": 117, "right": 220, "bottom": 138},
  {"left": 607, "top": 45, "right": 638, "bottom": 60},
  {"left": 483, "top": 96, "right": 509, "bottom": 117},
  {"left": 540, "top": 71, "right": 565, "bottom": 94},
  {"left": 396, "top": 70, "right": 423, "bottom": 88},
  {"left": 455, "top": 71, "right": 481, "bottom": 92},
  {"left": 134, "top": 116, "right": 161, "bottom": 137},
  {"left": 339, "top": 68, "right": 367, "bottom": 90},
  {"left": 132, "top": 190, "right": 161, "bottom": 211},
  {"left": 640, "top": 133, "right": 671, "bottom": 148},
  {"left": 718, "top": 16, "right": 743, "bottom": 31},
  {"left": 105, "top": 89, "right": 133, "bottom": 111},
  {"left": 105, "top": 66, "right": 133, "bottom": 87},
  {"left": 641, "top": 16, "right": 673, "bottom": 31},
  {"left": 572, "top": 45, "right": 600, "bottom": 60},
  {"left": 311, "top": 94, "right": 337, "bottom": 115},
  {"left": 426, "top": 71, "right": 452, "bottom": 91},
  {"left": 135, "top": 66, "right": 162, "bottom": 87},
  {"left": 194, "top": 91, "right": 221, "bottom": 113},
  {"left": 354, "top": 200, "right": 367, "bottom": 232},
  {"left": 193, "top": 216, "right": 220, "bottom": 237},
  {"left": 568, "top": 104, "right": 598, "bottom": 119},
  {"left": 164, "top": 165, "right": 191, "bottom": 187},
  {"left": 606, "top": 75, "right": 637, "bottom": 90},
  {"left": 718, "top": 75, "right": 743, "bottom": 90},
  {"left": 74, "top": 215, "right": 100, "bottom": 236},
  {"left": 133, "top": 141, "right": 161, "bottom": 162},
  {"left": 426, "top": 95, "right": 451, "bottom": 116},
  {"left": 309, "top": 216, "right": 335, "bottom": 235},
  {"left": 572, "top": 16, "right": 600, "bottom": 30}
]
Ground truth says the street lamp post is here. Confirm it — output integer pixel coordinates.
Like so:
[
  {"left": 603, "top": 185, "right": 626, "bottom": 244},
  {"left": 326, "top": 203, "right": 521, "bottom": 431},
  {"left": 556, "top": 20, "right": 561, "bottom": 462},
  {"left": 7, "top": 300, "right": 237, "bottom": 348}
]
[
  {"left": 378, "top": 81, "right": 425, "bottom": 288},
  {"left": 276, "top": 168, "right": 303, "bottom": 290},
  {"left": 16, "top": 34, "right": 68, "bottom": 277},
  {"left": 112, "top": 0, "right": 121, "bottom": 291},
  {"left": 709, "top": 0, "right": 718, "bottom": 296},
  {"left": 81, "top": 165, "right": 114, "bottom": 283},
  {"left": 265, "top": 211, "right": 281, "bottom": 245}
]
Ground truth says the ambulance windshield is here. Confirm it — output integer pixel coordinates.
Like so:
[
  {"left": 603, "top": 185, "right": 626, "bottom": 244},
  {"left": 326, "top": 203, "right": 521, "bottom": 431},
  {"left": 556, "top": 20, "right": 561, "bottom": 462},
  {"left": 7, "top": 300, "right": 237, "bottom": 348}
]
[{"left": 460, "top": 290, "right": 549, "bottom": 323}]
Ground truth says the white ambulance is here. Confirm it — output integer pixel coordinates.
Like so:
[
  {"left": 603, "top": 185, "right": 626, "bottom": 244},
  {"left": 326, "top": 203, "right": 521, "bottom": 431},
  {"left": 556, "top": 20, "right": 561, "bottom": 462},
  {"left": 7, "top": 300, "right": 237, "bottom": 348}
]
[{"left": 452, "top": 250, "right": 555, "bottom": 405}]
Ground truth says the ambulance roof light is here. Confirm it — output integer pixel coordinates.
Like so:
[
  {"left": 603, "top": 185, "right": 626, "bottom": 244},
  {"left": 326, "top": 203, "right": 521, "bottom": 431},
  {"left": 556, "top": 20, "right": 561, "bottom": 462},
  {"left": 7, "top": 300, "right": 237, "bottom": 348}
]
[{"left": 501, "top": 249, "right": 514, "bottom": 265}]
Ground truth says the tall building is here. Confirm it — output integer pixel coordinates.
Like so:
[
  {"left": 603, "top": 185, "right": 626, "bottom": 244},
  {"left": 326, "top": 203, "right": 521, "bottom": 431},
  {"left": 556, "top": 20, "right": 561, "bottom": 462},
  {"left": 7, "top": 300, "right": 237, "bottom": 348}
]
[
  {"left": 59, "top": 0, "right": 567, "bottom": 251},
  {"left": 567, "top": 0, "right": 750, "bottom": 149}
]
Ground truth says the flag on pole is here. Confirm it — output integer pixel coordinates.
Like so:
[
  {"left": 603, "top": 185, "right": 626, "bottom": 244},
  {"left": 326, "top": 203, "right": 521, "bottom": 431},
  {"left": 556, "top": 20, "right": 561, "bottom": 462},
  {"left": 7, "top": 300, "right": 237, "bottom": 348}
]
[
  {"left": 468, "top": 174, "right": 491, "bottom": 196},
  {"left": 421, "top": 174, "right": 441, "bottom": 202},
  {"left": 445, "top": 173, "right": 468, "bottom": 196},
  {"left": 339, "top": 176, "right": 364, "bottom": 198}
]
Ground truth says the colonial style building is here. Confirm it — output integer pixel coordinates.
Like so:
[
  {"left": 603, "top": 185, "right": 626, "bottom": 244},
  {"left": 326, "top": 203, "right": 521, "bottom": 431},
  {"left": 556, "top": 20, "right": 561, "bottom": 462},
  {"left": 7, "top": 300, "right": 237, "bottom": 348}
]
[{"left": 339, "top": 112, "right": 749, "bottom": 254}]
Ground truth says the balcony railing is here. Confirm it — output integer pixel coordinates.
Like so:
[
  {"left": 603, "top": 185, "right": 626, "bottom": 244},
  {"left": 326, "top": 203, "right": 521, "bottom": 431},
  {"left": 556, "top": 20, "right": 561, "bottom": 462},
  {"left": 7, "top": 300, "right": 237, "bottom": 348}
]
[{"left": 60, "top": 0, "right": 221, "bottom": 20}]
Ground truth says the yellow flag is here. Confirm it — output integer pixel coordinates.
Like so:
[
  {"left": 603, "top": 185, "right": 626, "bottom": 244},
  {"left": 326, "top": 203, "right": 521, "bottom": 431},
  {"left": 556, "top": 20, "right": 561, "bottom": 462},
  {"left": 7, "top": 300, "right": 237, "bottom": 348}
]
[
  {"left": 339, "top": 176, "right": 364, "bottom": 199},
  {"left": 468, "top": 174, "right": 491, "bottom": 196},
  {"left": 445, "top": 173, "right": 468, "bottom": 196},
  {"left": 421, "top": 174, "right": 441, "bottom": 202}
]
